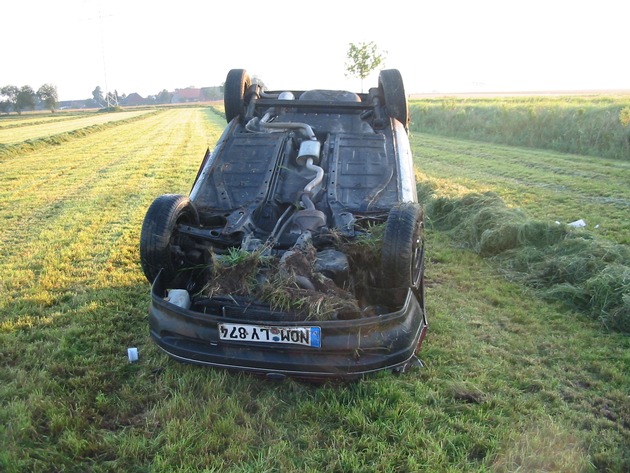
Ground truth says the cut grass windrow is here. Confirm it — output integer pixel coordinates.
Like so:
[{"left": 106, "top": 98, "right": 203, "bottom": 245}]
[
  {"left": 412, "top": 133, "right": 630, "bottom": 245},
  {"left": 0, "top": 110, "right": 155, "bottom": 145},
  {"left": 0, "top": 110, "right": 160, "bottom": 160},
  {"left": 412, "top": 131, "right": 630, "bottom": 329},
  {"left": 0, "top": 108, "right": 221, "bottom": 323},
  {"left": 0, "top": 112, "right": 89, "bottom": 130},
  {"left": 422, "top": 187, "right": 630, "bottom": 332}
]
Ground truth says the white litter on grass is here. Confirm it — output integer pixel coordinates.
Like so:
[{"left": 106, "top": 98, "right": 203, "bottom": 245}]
[
  {"left": 567, "top": 219, "right": 586, "bottom": 228},
  {"left": 165, "top": 289, "right": 191, "bottom": 309},
  {"left": 127, "top": 347, "right": 139, "bottom": 363}
]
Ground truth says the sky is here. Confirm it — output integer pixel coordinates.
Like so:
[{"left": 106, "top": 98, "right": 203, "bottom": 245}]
[{"left": 2, "top": 0, "right": 629, "bottom": 101}]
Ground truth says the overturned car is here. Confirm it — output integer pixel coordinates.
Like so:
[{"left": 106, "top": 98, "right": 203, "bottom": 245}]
[{"left": 140, "top": 69, "right": 427, "bottom": 380}]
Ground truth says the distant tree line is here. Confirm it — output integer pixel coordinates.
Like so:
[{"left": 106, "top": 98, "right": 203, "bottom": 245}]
[
  {"left": 1, "top": 83, "right": 226, "bottom": 113},
  {"left": 0, "top": 84, "right": 58, "bottom": 114},
  {"left": 2, "top": 44, "right": 383, "bottom": 115},
  {"left": 86, "top": 86, "right": 223, "bottom": 108}
]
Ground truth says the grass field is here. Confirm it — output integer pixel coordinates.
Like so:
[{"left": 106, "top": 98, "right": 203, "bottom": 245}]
[
  {"left": 409, "top": 95, "right": 630, "bottom": 160},
  {"left": 411, "top": 134, "right": 630, "bottom": 245},
  {"left": 0, "top": 113, "right": 86, "bottom": 129},
  {"left": 1, "top": 106, "right": 628, "bottom": 472},
  {"left": 0, "top": 110, "right": 155, "bottom": 144}
]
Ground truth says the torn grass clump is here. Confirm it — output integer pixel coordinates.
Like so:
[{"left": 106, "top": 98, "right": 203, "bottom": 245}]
[
  {"left": 198, "top": 236, "right": 378, "bottom": 321},
  {"left": 259, "top": 247, "right": 360, "bottom": 320}
]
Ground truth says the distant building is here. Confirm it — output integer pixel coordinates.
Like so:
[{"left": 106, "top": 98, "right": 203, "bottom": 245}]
[
  {"left": 58, "top": 99, "right": 92, "bottom": 109},
  {"left": 171, "top": 88, "right": 202, "bottom": 103},
  {"left": 122, "top": 93, "right": 146, "bottom": 106},
  {"left": 57, "top": 84, "right": 223, "bottom": 109}
]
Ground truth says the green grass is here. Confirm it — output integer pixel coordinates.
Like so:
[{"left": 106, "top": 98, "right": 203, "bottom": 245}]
[
  {"left": 0, "top": 110, "right": 154, "bottom": 144},
  {"left": 411, "top": 131, "right": 630, "bottom": 330},
  {"left": 410, "top": 95, "right": 630, "bottom": 160},
  {"left": 421, "top": 189, "right": 630, "bottom": 331},
  {"left": 411, "top": 133, "right": 630, "bottom": 245},
  {"left": 0, "top": 112, "right": 89, "bottom": 130},
  {"left": 0, "top": 106, "right": 628, "bottom": 472}
]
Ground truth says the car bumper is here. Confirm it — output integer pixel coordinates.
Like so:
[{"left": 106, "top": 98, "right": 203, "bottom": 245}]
[{"left": 148, "top": 272, "right": 428, "bottom": 380}]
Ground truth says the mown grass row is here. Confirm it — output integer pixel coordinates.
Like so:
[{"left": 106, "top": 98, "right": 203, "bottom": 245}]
[
  {"left": 207, "top": 103, "right": 226, "bottom": 119},
  {"left": 0, "top": 111, "right": 160, "bottom": 159},
  {"left": 411, "top": 133, "right": 630, "bottom": 245},
  {"left": 1, "top": 107, "right": 226, "bottom": 471},
  {"left": 411, "top": 130, "right": 630, "bottom": 331},
  {"left": 0, "top": 109, "right": 216, "bottom": 323},
  {"left": 0, "top": 112, "right": 89, "bottom": 130},
  {"left": 420, "top": 186, "right": 630, "bottom": 332},
  {"left": 0, "top": 109, "right": 628, "bottom": 472},
  {"left": 410, "top": 95, "right": 630, "bottom": 160},
  {"left": 0, "top": 109, "right": 155, "bottom": 147}
]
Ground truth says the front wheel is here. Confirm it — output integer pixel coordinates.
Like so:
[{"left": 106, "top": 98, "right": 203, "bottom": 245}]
[
  {"left": 224, "top": 69, "right": 251, "bottom": 124},
  {"left": 378, "top": 69, "right": 409, "bottom": 131},
  {"left": 380, "top": 202, "right": 424, "bottom": 307},
  {"left": 140, "top": 194, "right": 199, "bottom": 283}
]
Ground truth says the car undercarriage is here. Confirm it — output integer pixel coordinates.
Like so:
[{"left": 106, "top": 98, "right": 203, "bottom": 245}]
[{"left": 140, "top": 69, "right": 427, "bottom": 380}]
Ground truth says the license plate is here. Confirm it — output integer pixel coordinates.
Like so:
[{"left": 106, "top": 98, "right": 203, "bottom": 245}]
[{"left": 218, "top": 323, "right": 321, "bottom": 348}]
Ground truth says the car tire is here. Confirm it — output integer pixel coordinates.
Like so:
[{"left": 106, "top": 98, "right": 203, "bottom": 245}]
[
  {"left": 380, "top": 202, "right": 424, "bottom": 306},
  {"left": 224, "top": 69, "right": 251, "bottom": 124},
  {"left": 378, "top": 69, "right": 409, "bottom": 131},
  {"left": 140, "top": 194, "right": 199, "bottom": 283}
]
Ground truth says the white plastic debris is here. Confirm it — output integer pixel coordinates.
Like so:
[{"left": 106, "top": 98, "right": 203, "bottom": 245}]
[
  {"left": 567, "top": 219, "right": 586, "bottom": 228},
  {"left": 127, "top": 347, "right": 139, "bottom": 363},
  {"left": 166, "top": 289, "right": 191, "bottom": 309}
]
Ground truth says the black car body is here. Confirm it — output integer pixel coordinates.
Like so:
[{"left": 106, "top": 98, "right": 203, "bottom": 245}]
[{"left": 140, "top": 69, "right": 427, "bottom": 380}]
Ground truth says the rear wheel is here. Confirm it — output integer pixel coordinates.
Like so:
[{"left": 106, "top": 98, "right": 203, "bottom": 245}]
[
  {"left": 140, "top": 194, "right": 199, "bottom": 283},
  {"left": 378, "top": 69, "right": 409, "bottom": 131},
  {"left": 224, "top": 69, "right": 251, "bottom": 124},
  {"left": 380, "top": 202, "right": 424, "bottom": 306}
]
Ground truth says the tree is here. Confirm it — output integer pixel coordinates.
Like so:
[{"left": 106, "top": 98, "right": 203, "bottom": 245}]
[
  {"left": 37, "top": 84, "right": 58, "bottom": 112},
  {"left": 16, "top": 86, "right": 36, "bottom": 115},
  {"left": 345, "top": 41, "right": 387, "bottom": 92},
  {"left": 156, "top": 89, "right": 173, "bottom": 104},
  {"left": 1, "top": 85, "right": 19, "bottom": 113},
  {"left": 92, "top": 86, "right": 104, "bottom": 107},
  {"left": 199, "top": 87, "right": 222, "bottom": 101}
]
